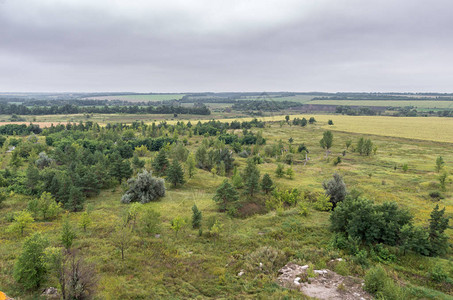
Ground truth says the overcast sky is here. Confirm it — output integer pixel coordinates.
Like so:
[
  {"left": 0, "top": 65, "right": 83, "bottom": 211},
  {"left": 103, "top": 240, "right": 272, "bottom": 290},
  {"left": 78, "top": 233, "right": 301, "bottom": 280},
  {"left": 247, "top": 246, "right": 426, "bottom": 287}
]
[{"left": 1, "top": 0, "right": 452, "bottom": 93}]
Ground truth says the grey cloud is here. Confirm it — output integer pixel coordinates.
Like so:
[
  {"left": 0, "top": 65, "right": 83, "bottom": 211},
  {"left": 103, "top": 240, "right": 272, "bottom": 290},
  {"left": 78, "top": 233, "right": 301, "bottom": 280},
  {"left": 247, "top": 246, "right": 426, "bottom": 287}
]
[{"left": 0, "top": 0, "right": 452, "bottom": 92}]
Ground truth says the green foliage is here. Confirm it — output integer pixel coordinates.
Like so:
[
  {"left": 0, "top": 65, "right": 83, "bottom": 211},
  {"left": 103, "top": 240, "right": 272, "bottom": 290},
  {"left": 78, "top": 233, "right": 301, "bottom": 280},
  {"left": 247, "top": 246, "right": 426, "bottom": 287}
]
[
  {"left": 330, "top": 197, "right": 413, "bottom": 246},
  {"left": 121, "top": 170, "right": 165, "bottom": 204},
  {"left": 171, "top": 216, "right": 187, "bottom": 236},
  {"left": 314, "top": 193, "right": 332, "bottom": 211},
  {"left": 328, "top": 119, "right": 334, "bottom": 125},
  {"left": 8, "top": 210, "right": 34, "bottom": 236},
  {"left": 333, "top": 156, "right": 341, "bottom": 166},
  {"left": 171, "top": 142, "right": 189, "bottom": 162},
  {"left": 61, "top": 216, "right": 76, "bottom": 250},
  {"left": 28, "top": 192, "right": 62, "bottom": 221},
  {"left": 438, "top": 172, "right": 447, "bottom": 192},
  {"left": 243, "top": 159, "right": 260, "bottom": 197},
  {"left": 261, "top": 173, "right": 274, "bottom": 194},
  {"left": 429, "top": 262, "right": 450, "bottom": 283},
  {"left": 319, "top": 130, "right": 333, "bottom": 154},
  {"left": 428, "top": 204, "right": 450, "bottom": 256},
  {"left": 402, "top": 163, "right": 409, "bottom": 173},
  {"left": 186, "top": 153, "right": 196, "bottom": 178},
  {"left": 435, "top": 156, "right": 445, "bottom": 172},
  {"left": 191, "top": 204, "right": 202, "bottom": 229},
  {"left": 112, "top": 224, "right": 133, "bottom": 260},
  {"left": 364, "top": 265, "right": 407, "bottom": 299},
  {"left": 13, "top": 233, "right": 49, "bottom": 290},
  {"left": 275, "top": 163, "right": 285, "bottom": 178},
  {"left": 356, "top": 137, "right": 373, "bottom": 156},
  {"left": 285, "top": 167, "right": 294, "bottom": 179},
  {"left": 322, "top": 173, "right": 347, "bottom": 209},
  {"left": 244, "top": 246, "right": 286, "bottom": 274},
  {"left": 152, "top": 148, "right": 169, "bottom": 176},
  {"left": 298, "top": 202, "right": 309, "bottom": 216},
  {"left": 132, "top": 154, "right": 145, "bottom": 170},
  {"left": 232, "top": 170, "right": 244, "bottom": 189},
  {"left": 139, "top": 206, "right": 161, "bottom": 235},
  {"left": 79, "top": 210, "right": 92, "bottom": 232},
  {"left": 213, "top": 179, "right": 239, "bottom": 212},
  {"left": 272, "top": 188, "right": 301, "bottom": 207},
  {"left": 166, "top": 159, "right": 185, "bottom": 187},
  {"left": 208, "top": 219, "right": 223, "bottom": 238}
]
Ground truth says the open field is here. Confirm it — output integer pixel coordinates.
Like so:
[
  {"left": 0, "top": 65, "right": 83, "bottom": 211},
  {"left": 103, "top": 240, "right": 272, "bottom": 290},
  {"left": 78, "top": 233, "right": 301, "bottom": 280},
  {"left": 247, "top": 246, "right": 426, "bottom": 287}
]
[
  {"left": 1, "top": 114, "right": 453, "bottom": 144},
  {"left": 0, "top": 118, "right": 452, "bottom": 298},
  {"left": 309, "top": 99, "right": 453, "bottom": 109},
  {"left": 83, "top": 94, "right": 185, "bottom": 102}
]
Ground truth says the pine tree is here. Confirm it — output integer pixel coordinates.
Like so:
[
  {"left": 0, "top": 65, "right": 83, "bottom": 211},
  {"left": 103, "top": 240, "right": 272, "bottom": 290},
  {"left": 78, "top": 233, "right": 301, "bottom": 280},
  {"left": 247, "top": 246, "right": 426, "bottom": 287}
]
[
  {"left": 261, "top": 173, "right": 274, "bottom": 194},
  {"left": 435, "top": 156, "right": 445, "bottom": 172},
  {"left": 13, "top": 233, "right": 48, "bottom": 290},
  {"left": 152, "top": 148, "right": 169, "bottom": 176},
  {"left": 26, "top": 162, "right": 40, "bottom": 195},
  {"left": 213, "top": 179, "right": 239, "bottom": 211},
  {"left": 243, "top": 159, "right": 260, "bottom": 197},
  {"left": 428, "top": 204, "right": 450, "bottom": 256},
  {"left": 166, "top": 159, "right": 185, "bottom": 187},
  {"left": 67, "top": 185, "right": 85, "bottom": 212},
  {"left": 192, "top": 204, "right": 202, "bottom": 229}
]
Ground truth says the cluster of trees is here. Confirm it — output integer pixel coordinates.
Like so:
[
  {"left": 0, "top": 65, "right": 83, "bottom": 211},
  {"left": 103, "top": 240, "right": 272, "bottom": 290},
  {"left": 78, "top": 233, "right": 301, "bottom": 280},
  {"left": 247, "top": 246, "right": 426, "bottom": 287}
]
[
  {"left": 335, "top": 106, "right": 379, "bottom": 116},
  {"left": 231, "top": 100, "right": 301, "bottom": 112},
  {"left": 331, "top": 197, "right": 450, "bottom": 257},
  {"left": 0, "top": 103, "right": 211, "bottom": 115}
]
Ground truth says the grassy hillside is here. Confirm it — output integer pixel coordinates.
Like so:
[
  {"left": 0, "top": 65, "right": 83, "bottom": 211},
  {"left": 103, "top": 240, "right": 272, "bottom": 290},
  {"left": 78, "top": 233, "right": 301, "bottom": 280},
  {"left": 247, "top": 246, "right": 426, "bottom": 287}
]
[{"left": 0, "top": 117, "right": 452, "bottom": 299}]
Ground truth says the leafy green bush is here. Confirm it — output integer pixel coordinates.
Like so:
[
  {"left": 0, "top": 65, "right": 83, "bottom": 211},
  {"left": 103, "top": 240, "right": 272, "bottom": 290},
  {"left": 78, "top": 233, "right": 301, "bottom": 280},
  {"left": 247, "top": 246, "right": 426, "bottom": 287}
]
[
  {"left": 314, "top": 194, "right": 332, "bottom": 211},
  {"left": 364, "top": 265, "right": 407, "bottom": 300},
  {"left": 429, "top": 263, "right": 450, "bottom": 283}
]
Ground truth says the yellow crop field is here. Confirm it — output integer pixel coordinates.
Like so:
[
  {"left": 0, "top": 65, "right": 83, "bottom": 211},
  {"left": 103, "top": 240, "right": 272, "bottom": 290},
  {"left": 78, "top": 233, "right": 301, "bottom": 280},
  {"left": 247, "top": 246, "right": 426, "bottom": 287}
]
[{"left": 176, "top": 114, "right": 453, "bottom": 144}]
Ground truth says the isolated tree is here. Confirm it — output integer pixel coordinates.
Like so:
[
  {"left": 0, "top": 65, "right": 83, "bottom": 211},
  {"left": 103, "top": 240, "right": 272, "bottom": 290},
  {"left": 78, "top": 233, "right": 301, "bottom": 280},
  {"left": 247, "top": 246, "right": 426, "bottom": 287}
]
[
  {"left": 166, "top": 159, "right": 185, "bottom": 187},
  {"left": 192, "top": 204, "right": 202, "bottom": 229},
  {"left": 112, "top": 224, "right": 133, "bottom": 260},
  {"left": 243, "top": 159, "right": 260, "bottom": 197},
  {"left": 152, "top": 148, "right": 169, "bottom": 176},
  {"left": 285, "top": 115, "right": 290, "bottom": 123},
  {"left": 61, "top": 216, "right": 76, "bottom": 251},
  {"left": 322, "top": 173, "right": 347, "bottom": 209},
  {"left": 438, "top": 172, "right": 448, "bottom": 191},
  {"left": 213, "top": 179, "right": 239, "bottom": 211},
  {"left": 428, "top": 205, "right": 450, "bottom": 256},
  {"left": 79, "top": 211, "right": 92, "bottom": 233},
  {"left": 13, "top": 233, "right": 48, "bottom": 290},
  {"left": 309, "top": 117, "right": 316, "bottom": 124},
  {"left": 9, "top": 210, "right": 34, "bottom": 236},
  {"left": 121, "top": 170, "right": 165, "bottom": 204},
  {"left": 435, "top": 156, "right": 445, "bottom": 172},
  {"left": 275, "top": 164, "right": 285, "bottom": 178},
  {"left": 261, "top": 174, "right": 274, "bottom": 194},
  {"left": 126, "top": 202, "right": 142, "bottom": 230},
  {"left": 328, "top": 119, "right": 334, "bottom": 125},
  {"left": 286, "top": 167, "right": 294, "bottom": 179},
  {"left": 319, "top": 131, "right": 333, "bottom": 158},
  {"left": 171, "top": 216, "right": 187, "bottom": 237},
  {"left": 186, "top": 154, "right": 196, "bottom": 178}
]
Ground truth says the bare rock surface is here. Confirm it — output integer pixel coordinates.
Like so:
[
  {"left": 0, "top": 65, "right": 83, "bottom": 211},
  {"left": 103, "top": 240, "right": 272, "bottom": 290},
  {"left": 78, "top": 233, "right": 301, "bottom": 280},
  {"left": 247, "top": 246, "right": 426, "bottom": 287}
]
[{"left": 278, "top": 263, "right": 372, "bottom": 300}]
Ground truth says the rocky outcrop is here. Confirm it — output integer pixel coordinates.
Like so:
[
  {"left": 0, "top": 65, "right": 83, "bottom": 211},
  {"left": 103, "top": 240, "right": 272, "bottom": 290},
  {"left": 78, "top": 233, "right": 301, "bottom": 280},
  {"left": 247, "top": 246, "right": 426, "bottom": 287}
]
[{"left": 278, "top": 262, "right": 372, "bottom": 300}]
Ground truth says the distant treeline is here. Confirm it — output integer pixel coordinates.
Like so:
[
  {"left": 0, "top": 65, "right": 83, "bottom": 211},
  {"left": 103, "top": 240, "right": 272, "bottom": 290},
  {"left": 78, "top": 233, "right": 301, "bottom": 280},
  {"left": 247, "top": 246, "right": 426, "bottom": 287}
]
[
  {"left": 313, "top": 94, "right": 453, "bottom": 101},
  {"left": 0, "top": 103, "right": 211, "bottom": 115}
]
